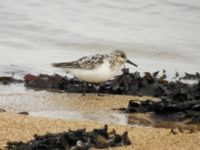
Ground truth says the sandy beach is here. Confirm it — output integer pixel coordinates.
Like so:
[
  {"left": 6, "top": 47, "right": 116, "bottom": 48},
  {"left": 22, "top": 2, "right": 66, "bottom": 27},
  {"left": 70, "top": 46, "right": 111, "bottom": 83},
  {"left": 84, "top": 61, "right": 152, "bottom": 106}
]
[
  {"left": 0, "top": 93, "right": 200, "bottom": 150},
  {"left": 1, "top": 112, "right": 200, "bottom": 150}
]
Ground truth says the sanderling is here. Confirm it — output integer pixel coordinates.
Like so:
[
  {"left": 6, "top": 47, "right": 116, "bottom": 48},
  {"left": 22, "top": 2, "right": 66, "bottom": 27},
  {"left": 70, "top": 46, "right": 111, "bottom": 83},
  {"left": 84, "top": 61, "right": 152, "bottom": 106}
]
[{"left": 52, "top": 50, "right": 137, "bottom": 95}]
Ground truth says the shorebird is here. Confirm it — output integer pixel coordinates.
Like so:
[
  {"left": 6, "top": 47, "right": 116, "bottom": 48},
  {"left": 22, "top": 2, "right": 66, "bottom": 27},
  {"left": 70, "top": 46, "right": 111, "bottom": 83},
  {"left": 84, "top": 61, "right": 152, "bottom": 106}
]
[{"left": 52, "top": 50, "right": 137, "bottom": 95}]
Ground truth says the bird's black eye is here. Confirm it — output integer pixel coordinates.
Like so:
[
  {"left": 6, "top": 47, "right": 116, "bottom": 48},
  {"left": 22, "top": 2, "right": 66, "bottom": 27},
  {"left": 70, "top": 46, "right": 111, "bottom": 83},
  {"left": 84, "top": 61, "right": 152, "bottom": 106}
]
[{"left": 120, "top": 54, "right": 126, "bottom": 58}]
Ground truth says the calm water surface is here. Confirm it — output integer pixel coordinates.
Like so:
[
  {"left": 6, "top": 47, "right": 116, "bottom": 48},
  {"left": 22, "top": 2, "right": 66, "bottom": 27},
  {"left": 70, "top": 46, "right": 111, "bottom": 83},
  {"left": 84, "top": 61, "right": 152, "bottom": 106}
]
[{"left": 0, "top": 0, "right": 200, "bottom": 78}]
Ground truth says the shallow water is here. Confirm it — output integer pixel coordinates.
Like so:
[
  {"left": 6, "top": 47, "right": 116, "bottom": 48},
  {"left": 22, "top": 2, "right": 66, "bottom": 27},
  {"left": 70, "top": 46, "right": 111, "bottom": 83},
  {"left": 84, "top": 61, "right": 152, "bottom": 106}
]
[
  {"left": 0, "top": 0, "right": 200, "bottom": 123},
  {"left": 31, "top": 111, "right": 127, "bottom": 125},
  {"left": 0, "top": 87, "right": 128, "bottom": 125},
  {"left": 0, "top": 0, "right": 200, "bottom": 78}
]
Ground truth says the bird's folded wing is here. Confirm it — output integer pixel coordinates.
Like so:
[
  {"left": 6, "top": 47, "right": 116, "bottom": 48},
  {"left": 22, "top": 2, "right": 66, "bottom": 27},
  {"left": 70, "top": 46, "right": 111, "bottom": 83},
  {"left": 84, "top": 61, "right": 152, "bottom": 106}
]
[
  {"left": 52, "top": 61, "right": 79, "bottom": 68},
  {"left": 52, "top": 54, "right": 108, "bottom": 70}
]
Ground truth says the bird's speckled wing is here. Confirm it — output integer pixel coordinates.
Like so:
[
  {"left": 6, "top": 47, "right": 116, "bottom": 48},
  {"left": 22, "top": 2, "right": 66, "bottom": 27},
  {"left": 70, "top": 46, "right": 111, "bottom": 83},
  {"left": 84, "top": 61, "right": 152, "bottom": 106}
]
[{"left": 52, "top": 54, "right": 109, "bottom": 70}]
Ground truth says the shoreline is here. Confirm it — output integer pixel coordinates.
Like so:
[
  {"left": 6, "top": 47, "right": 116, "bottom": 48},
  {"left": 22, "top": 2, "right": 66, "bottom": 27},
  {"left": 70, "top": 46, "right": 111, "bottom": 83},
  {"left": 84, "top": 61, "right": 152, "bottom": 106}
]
[
  {"left": 0, "top": 72, "right": 200, "bottom": 149},
  {"left": 0, "top": 92, "right": 157, "bottom": 125}
]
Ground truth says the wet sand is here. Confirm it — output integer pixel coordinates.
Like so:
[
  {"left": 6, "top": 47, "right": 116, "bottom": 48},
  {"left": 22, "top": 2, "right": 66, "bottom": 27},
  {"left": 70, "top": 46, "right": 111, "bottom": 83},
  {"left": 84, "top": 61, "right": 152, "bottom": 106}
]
[
  {"left": 0, "top": 93, "right": 200, "bottom": 149},
  {"left": 0, "top": 91, "right": 158, "bottom": 124},
  {"left": 1, "top": 112, "right": 200, "bottom": 150}
]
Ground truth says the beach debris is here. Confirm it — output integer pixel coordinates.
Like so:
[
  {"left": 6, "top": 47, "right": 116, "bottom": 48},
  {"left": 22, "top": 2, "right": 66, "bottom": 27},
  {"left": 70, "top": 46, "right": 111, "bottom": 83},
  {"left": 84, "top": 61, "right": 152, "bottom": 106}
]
[
  {"left": 125, "top": 98, "right": 200, "bottom": 123},
  {"left": 101, "top": 69, "right": 169, "bottom": 96},
  {"left": 0, "top": 108, "right": 6, "bottom": 112},
  {"left": 179, "top": 72, "right": 200, "bottom": 80},
  {"left": 6, "top": 125, "right": 131, "bottom": 150},
  {"left": 24, "top": 74, "right": 66, "bottom": 89},
  {"left": 125, "top": 99, "right": 200, "bottom": 123},
  {"left": 122, "top": 71, "right": 200, "bottom": 123},
  {"left": 0, "top": 76, "right": 23, "bottom": 85},
  {"left": 175, "top": 72, "right": 179, "bottom": 78},
  {"left": 170, "top": 127, "right": 197, "bottom": 134},
  {"left": 23, "top": 70, "right": 200, "bottom": 97},
  {"left": 23, "top": 69, "right": 168, "bottom": 95},
  {"left": 170, "top": 128, "right": 181, "bottom": 135},
  {"left": 18, "top": 112, "right": 29, "bottom": 115}
]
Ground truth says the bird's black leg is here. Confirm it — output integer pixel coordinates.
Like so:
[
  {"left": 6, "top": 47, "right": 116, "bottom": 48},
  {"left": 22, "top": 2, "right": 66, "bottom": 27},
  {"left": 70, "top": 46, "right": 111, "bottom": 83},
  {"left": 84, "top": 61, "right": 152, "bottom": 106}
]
[
  {"left": 94, "top": 84, "right": 104, "bottom": 96},
  {"left": 82, "top": 82, "right": 87, "bottom": 96}
]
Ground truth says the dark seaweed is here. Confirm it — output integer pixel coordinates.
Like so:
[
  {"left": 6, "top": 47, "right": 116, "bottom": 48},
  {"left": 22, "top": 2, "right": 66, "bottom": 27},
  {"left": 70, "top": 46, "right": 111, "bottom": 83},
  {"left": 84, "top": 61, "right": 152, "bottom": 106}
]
[
  {"left": 23, "top": 69, "right": 170, "bottom": 96},
  {"left": 179, "top": 72, "right": 200, "bottom": 80},
  {"left": 6, "top": 125, "right": 131, "bottom": 150},
  {"left": 125, "top": 80, "right": 200, "bottom": 123}
]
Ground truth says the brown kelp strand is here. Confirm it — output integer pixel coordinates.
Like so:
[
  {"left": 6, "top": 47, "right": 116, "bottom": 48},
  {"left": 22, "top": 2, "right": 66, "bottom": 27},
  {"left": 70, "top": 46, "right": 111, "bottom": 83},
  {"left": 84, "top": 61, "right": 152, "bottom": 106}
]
[{"left": 6, "top": 125, "right": 131, "bottom": 150}]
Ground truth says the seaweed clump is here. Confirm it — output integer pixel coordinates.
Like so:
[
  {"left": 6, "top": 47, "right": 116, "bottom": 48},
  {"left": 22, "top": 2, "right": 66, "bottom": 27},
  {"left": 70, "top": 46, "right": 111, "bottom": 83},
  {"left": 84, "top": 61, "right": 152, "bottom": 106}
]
[
  {"left": 6, "top": 125, "right": 131, "bottom": 150},
  {"left": 24, "top": 74, "right": 66, "bottom": 89},
  {"left": 23, "top": 69, "right": 170, "bottom": 96},
  {"left": 125, "top": 80, "right": 200, "bottom": 123},
  {"left": 100, "top": 69, "right": 169, "bottom": 95}
]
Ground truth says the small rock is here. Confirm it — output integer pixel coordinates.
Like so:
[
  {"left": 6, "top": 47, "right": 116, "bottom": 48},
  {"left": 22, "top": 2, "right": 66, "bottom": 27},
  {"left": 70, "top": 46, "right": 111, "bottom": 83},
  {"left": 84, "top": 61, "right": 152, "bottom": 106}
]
[{"left": 18, "top": 112, "right": 29, "bottom": 115}]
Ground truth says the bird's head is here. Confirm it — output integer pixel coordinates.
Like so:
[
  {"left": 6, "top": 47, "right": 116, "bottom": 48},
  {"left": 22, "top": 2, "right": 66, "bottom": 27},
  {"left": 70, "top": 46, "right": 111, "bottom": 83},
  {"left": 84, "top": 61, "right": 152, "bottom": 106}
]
[{"left": 110, "top": 50, "right": 138, "bottom": 67}]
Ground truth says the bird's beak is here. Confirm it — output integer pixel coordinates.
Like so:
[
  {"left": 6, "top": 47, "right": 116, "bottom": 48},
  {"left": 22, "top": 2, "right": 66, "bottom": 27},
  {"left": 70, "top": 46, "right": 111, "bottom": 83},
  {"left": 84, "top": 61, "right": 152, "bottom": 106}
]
[{"left": 127, "top": 59, "right": 138, "bottom": 67}]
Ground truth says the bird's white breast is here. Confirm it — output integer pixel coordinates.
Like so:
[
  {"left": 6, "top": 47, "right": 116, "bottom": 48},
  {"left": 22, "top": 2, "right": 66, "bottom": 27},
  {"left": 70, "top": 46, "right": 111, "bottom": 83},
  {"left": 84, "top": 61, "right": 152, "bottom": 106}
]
[{"left": 66, "top": 61, "right": 121, "bottom": 83}]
